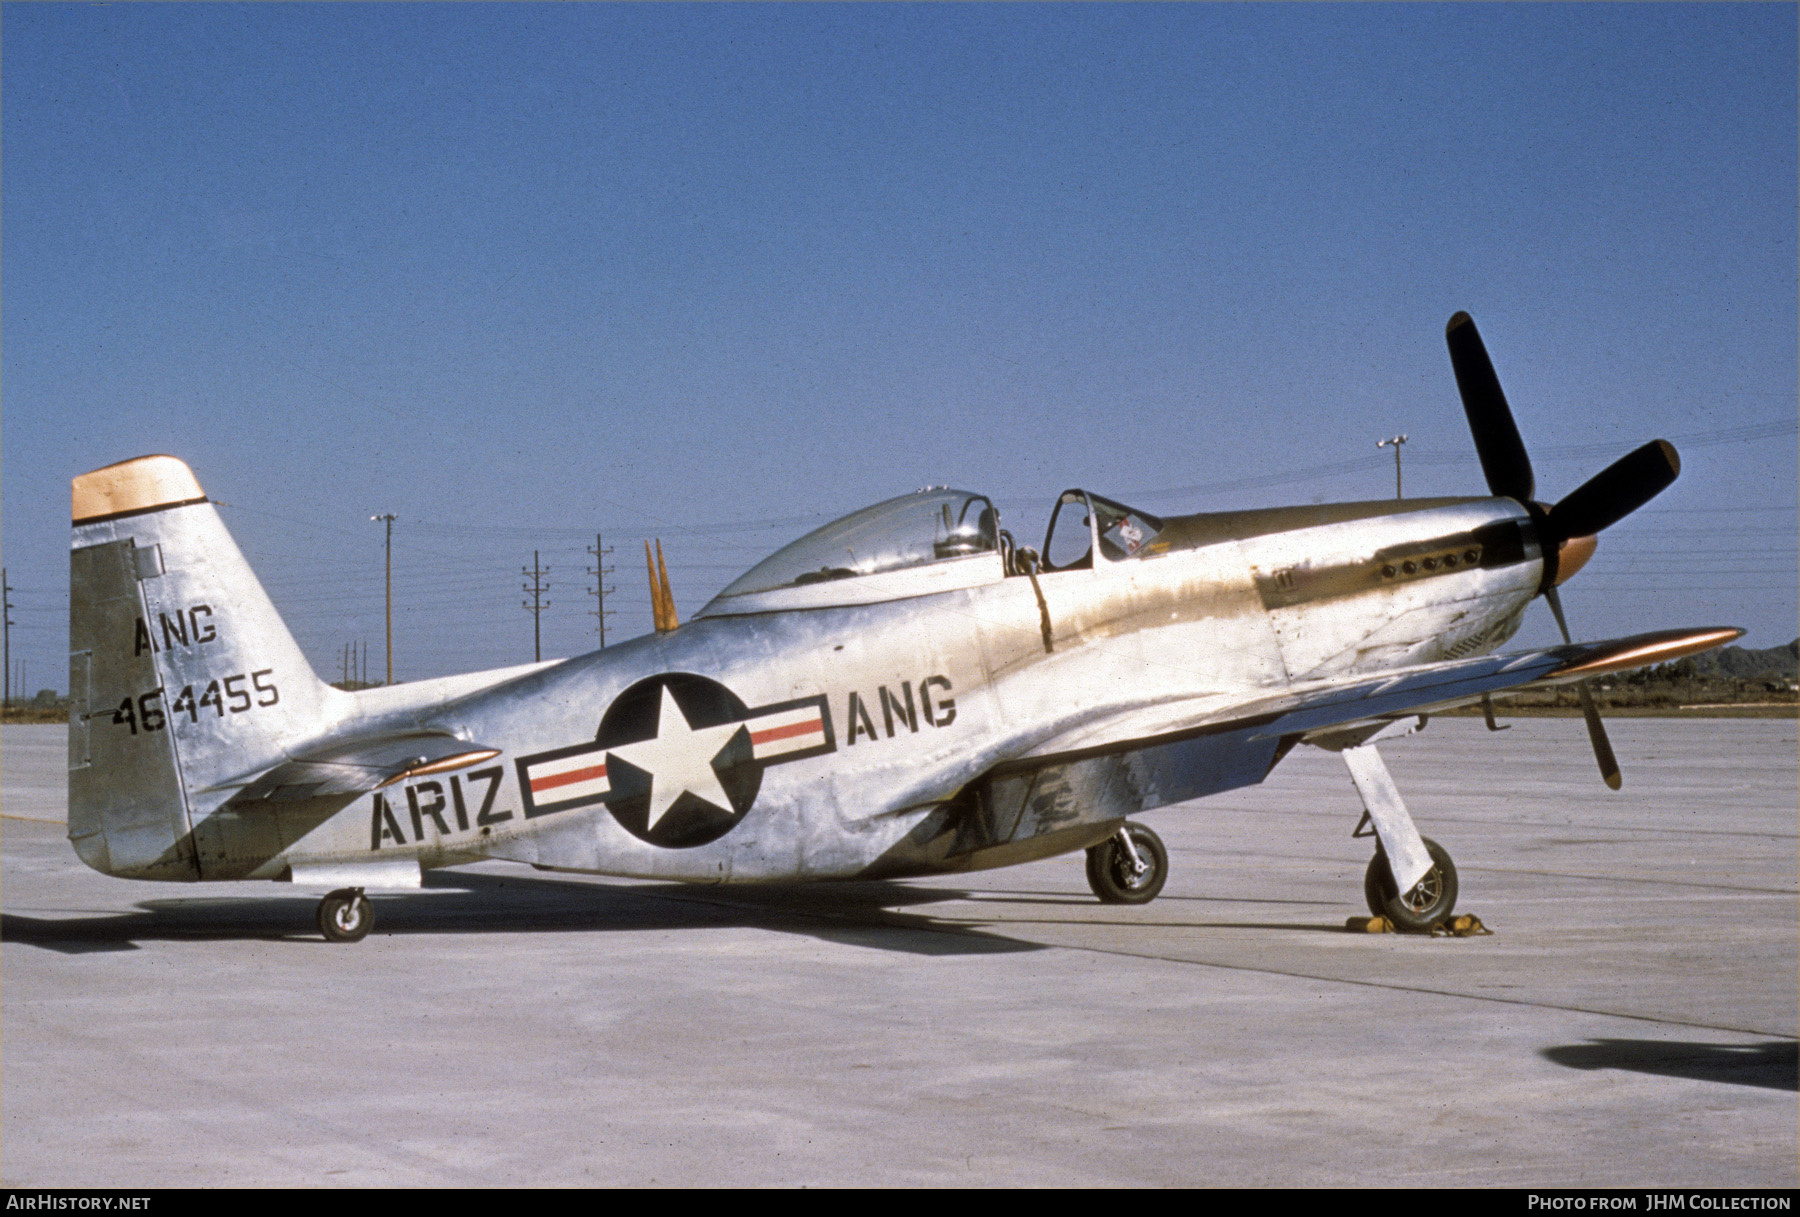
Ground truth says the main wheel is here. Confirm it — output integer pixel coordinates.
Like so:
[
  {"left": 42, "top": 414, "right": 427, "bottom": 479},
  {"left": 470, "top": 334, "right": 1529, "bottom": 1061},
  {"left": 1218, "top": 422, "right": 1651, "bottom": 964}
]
[
  {"left": 1363, "top": 837, "right": 1458, "bottom": 932},
  {"left": 1086, "top": 822, "right": 1168, "bottom": 904},
  {"left": 317, "top": 889, "right": 374, "bottom": 943}
]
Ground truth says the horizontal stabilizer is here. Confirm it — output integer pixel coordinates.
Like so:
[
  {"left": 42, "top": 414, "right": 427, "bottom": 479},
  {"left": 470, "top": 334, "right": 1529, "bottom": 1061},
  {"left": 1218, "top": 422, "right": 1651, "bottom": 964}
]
[{"left": 230, "top": 733, "right": 501, "bottom": 804}]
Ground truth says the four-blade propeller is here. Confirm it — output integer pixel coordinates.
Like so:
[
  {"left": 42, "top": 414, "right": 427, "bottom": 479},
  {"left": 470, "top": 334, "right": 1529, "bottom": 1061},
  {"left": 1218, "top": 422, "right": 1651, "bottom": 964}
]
[{"left": 1445, "top": 311, "right": 1681, "bottom": 789}]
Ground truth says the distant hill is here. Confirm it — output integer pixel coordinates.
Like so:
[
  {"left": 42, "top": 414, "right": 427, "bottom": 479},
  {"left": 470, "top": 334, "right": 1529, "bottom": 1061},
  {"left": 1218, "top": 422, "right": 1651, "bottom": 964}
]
[{"left": 1680, "top": 639, "right": 1799, "bottom": 681}]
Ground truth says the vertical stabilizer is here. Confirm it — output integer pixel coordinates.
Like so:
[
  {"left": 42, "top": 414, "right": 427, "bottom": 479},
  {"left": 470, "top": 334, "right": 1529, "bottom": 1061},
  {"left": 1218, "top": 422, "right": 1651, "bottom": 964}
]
[{"left": 69, "top": 456, "right": 344, "bottom": 878}]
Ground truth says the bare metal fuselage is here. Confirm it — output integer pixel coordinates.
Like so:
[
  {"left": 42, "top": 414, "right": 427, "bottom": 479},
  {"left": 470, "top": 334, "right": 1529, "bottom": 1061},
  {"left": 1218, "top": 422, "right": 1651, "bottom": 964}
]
[{"left": 68, "top": 488, "right": 1539, "bottom": 889}]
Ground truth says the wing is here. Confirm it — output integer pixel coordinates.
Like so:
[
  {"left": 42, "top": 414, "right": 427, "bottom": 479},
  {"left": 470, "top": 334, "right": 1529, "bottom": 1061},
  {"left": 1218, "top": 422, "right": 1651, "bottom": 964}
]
[{"left": 1018, "top": 625, "right": 1743, "bottom": 761}]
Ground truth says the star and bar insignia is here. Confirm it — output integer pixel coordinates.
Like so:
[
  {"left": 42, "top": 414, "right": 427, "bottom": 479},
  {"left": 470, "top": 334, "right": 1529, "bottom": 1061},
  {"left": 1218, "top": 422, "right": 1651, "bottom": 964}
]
[{"left": 517, "top": 674, "right": 834, "bottom": 849}]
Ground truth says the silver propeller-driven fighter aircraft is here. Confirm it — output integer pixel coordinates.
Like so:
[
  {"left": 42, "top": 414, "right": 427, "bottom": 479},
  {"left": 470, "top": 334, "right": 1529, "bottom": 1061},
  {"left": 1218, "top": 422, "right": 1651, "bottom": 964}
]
[{"left": 67, "top": 314, "right": 1739, "bottom": 941}]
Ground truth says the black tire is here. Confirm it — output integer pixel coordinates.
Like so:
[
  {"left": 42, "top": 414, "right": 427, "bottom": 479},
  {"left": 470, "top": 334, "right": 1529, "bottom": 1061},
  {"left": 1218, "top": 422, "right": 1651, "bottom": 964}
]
[
  {"left": 317, "top": 889, "right": 374, "bottom": 943},
  {"left": 1085, "top": 822, "right": 1168, "bottom": 905},
  {"left": 1363, "top": 837, "right": 1458, "bottom": 932}
]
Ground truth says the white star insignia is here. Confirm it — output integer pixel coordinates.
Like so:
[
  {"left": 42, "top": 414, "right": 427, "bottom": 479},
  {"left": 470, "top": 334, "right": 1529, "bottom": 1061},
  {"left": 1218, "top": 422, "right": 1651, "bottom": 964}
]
[{"left": 607, "top": 686, "right": 742, "bottom": 830}]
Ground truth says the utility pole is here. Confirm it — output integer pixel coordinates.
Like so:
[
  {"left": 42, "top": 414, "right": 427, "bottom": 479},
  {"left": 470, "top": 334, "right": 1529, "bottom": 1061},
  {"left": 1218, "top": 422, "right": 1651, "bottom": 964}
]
[
  {"left": 586, "top": 532, "right": 615, "bottom": 648},
  {"left": 371, "top": 514, "right": 397, "bottom": 684},
  {"left": 522, "top": 551, "right": 550, "bottom": 663},
  {"left": 1376, "top": 435, "right": 1408, "bottom": 499},
  {"left": 2, "top": 569, "right": 14, "bottom": 709}
]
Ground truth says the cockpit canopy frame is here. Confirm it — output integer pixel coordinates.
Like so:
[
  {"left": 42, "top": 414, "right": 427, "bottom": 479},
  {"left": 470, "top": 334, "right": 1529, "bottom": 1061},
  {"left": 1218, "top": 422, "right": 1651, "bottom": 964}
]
[
  {"left": 696, "top": 483, "right": 1169, "bottom": 617},
  {"left": 696, "top": 488, "right": 1003, "bottom": 616}
]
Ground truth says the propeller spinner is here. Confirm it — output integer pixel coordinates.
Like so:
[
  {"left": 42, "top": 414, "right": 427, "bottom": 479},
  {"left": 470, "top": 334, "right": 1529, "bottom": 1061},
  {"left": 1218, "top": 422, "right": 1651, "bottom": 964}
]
[{"left": 1445, "top": 312, "right": 1682, "bottom": 788}]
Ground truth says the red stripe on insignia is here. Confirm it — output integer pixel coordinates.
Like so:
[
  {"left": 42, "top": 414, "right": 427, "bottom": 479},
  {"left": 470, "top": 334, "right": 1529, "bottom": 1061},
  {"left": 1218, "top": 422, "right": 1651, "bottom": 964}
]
[
  {"left": 531, "top": 762, "right": 607, "bottom": 793},
  {"left": 751, "top": 718, "right": 822, "bottom": 746}
]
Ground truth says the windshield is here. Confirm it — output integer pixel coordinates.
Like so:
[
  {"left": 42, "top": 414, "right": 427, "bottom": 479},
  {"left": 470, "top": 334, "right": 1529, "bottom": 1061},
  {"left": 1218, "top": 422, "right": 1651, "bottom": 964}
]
[
  {"left": 1043, "top": 489, "right": 1164, "bottom": 570},
  {"left": 717, "top": 489, "right": 999, "bottom": 598}
]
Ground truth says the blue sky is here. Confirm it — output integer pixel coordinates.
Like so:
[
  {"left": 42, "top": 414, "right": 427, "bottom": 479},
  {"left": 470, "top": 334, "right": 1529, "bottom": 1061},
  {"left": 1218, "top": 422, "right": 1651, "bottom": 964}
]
[{"left": 4, "top": 3, "right": 1795, "bottom": 692}]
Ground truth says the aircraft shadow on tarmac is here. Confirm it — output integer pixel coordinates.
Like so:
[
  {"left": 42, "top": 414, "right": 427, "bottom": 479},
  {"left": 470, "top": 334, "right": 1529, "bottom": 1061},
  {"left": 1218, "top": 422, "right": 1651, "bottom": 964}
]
[
  {"left": 0, "top": 869, "right": 1046, "bottom": 958},
  {"left": 954, "top": 889, "right": 1361, "bottom": 933},
  {"left": 1542, "top": 1039, "right": 1799, "bottom": 1092}
]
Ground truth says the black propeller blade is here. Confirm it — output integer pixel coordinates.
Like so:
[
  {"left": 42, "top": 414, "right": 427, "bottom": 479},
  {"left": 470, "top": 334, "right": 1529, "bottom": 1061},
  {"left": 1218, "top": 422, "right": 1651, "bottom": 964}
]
[
  {"left": 1543, "top": 584, "right": 1623, "bottom": 790},
  {"left": 1544, "top": 439, "right": 1681, "bottom": 546},
  {"left": 1446, "top": 311, "right": 1535, "bottom": 502},
  {"left": 1445, "top": 310, "right": 1678, "bottom": 792}
]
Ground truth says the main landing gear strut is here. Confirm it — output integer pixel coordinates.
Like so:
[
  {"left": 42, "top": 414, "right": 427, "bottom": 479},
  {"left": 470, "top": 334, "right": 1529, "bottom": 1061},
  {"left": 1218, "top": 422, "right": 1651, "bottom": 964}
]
[{"left": 1334, "top": 729, "right": 1460, "bottom": 931}]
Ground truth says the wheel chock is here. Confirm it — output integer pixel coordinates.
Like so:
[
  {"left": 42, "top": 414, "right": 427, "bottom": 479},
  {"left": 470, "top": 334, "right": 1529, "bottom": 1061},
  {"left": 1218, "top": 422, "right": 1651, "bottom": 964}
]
[{"left": 1345, "top": 913, "right": 1491, "bottom": 935}]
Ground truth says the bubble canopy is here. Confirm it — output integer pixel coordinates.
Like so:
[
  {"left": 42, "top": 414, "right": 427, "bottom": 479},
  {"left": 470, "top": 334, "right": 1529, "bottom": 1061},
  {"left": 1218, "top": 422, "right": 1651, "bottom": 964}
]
[{"left": 710, "top": 489, "right": 999, "bottom": 604}]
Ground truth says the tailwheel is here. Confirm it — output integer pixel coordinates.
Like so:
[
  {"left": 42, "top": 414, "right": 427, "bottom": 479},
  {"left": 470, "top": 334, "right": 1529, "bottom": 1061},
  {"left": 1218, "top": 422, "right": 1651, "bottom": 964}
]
[
  {"left": 1363, "top": 837, "right": 1458, "bottom": 932},
  {"left": 1086, "top": 822, "right": 1168, "bottom": 905},
  {"left": 317, "top": 888, "right": 374, "bottom": 943}
]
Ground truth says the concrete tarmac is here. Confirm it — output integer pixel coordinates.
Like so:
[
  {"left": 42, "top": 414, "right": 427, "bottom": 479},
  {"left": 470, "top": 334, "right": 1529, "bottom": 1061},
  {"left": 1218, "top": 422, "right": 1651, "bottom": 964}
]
[{"left": 3, "top": 718, "right": 1795, "bottom": 1187}]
